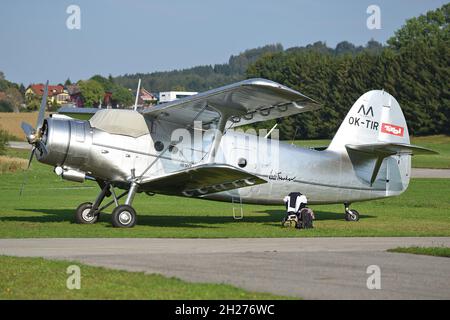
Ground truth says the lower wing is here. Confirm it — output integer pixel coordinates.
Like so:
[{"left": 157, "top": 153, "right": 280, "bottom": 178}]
[{"left": 139, "top": 164, "right": 266, "bottom": 197}]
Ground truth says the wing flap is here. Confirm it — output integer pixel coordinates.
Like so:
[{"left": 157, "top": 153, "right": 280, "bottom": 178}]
[{"left": 139, "top": 164, "right": 266, "bottom": 196}]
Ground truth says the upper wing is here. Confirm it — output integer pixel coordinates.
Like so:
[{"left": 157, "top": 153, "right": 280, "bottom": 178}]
[
  {"left": 141, "top": 78, "right": 320, "bottom": 128},
  {"left": 139, "top": 163, "right": 266, "bottom": 197},
  {"left": 58, "top": 79, "right": 320, "bottom": 127}
]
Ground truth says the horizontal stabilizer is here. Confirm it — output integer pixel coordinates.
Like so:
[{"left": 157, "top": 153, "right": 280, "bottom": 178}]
[
  {"left": 345, "top": 143, "right": 437, "bottom": 186},
  {"left": 140, "top": 164, "right": 266, "bottom": 197},
  {"left": 346, "top": 143, "right": 438, "bottom": 156}
]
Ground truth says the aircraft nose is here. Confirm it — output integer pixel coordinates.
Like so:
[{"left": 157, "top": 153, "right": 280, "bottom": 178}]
[{"left": 36, "top": 118, "right": 71, "bottom": 167}]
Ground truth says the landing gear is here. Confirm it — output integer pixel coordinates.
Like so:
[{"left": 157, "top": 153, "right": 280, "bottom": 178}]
[
  {"left": 344, "top": 203, "right": 360, "bottom": 222},
  {"left": 111, "top": 205, "right": 137, "bottom": 228},
  {"left": 111, "top": 182, "right": 138, "bottom": 228},
  {"left": 281, "top": 215, "right": 298, "bottom": 228},
  {"left": 75, "top": 202, "right": 98, "bottom": 224},
  {"left": 74, "top": 181, "right": 139, "bottom": 228}
]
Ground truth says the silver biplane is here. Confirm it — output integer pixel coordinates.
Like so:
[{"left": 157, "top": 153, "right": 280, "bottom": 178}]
[{"left": 21, "top": 79, "right": 436, "bottom": 227}]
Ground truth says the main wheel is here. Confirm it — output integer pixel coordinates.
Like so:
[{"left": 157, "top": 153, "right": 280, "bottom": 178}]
[
  {"left": 111, "top": 205, "right": 137, "bottom": 228},
  {"left": 75, "top": 202, "right": 99, "bottom": 224},
  {"left": 345, "top": 209, "right": 360, "bottom": 222}
]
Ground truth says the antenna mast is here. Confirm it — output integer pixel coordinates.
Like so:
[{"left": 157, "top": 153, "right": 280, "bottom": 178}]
[{"left": 133, "top": 78, "right": 141, "bottom": 111}]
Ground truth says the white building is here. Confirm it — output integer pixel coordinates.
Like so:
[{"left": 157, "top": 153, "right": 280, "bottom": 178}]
[{"left": 159, "top": 91, "right": 198, "bottom": 103}]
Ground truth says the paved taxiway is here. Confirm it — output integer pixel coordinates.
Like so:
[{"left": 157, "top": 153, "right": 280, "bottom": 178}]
[{"left": 1, "top": 237, "right": 449, "bottom": 299}]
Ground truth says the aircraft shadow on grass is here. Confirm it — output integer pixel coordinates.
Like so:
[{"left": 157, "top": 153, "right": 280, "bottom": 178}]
[{"left": 4, "top": 208, "right": 374, "bottom": 229}]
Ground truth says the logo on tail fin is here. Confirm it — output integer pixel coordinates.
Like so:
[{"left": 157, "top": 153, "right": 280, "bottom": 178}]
[
  {"left": 358, "top": 105, "right": 374, "bottom": 117},
  {"left": 381, "top": 123, "right": 404, "bottom": 137}
]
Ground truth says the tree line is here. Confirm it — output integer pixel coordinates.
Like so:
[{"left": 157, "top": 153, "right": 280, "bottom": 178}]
[
  {"left": 77, "top": 75, "right": 134, "bottom": 107},
  {"left": 114, "top": 44, "right": 284, "bottom": 92},
  {"left": 0, "top": 72, "right": 24, "bottom": 112}
]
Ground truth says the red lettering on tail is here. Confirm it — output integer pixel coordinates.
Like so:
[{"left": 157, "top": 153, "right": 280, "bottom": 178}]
[{"left": 381, "top": 123, "right": 404, "bottom": 137}]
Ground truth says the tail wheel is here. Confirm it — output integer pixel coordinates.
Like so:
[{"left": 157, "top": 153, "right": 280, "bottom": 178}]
[
  {"left": 345, "top": 209, "right": 360, "bottom": 222},
  {"left": 75, "top": 202, "right": 99, "bottom": 224},
  {"left": 281, "top": 215, "right": 298, "bottom": 228},
  {"left": 111, "top": 205, "right": 137, "bottom": 228}
]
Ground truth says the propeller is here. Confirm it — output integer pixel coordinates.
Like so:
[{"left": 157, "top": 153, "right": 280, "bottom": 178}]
[{"left": 20, "top": 81, "right": 49, "bottom": 195}]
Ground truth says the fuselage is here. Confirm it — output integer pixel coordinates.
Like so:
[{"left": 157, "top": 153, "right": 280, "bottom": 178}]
[
  {"left": 37, "top": 115, "right": 411, "bottom": 206},
  {"left": 207, "top": 131, "right": 410, "bottom": 205}
]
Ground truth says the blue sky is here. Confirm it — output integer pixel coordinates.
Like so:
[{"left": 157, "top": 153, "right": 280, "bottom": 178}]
[{"left": 0, "top": 0, "right": 447, "bottom": 85}]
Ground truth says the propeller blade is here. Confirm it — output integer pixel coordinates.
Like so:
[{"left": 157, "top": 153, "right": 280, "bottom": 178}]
[
  {"left": 19, "top": 81, "right": 49, "bottom": 197},
  {"left": 36, "top": 80, "right": 48, "bottom": 130},
  {"left": 21, "top": 122, "right": 34, "bottom": 137},
  {"left": 26, "top": 147, "right": 36, "bottom": 170},
  {"left": 19, "top": 147, "right": 36, "bottom": 196}
]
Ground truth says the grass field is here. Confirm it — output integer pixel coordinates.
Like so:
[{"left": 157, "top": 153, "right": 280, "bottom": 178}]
[
  {"left": 294, "top": 135, "right": 450, "bottom": 169},
  {"left": 0, "top": 112, "right": 40, "bottom": 141},
  {"left": 0, "top": 147, "right": 449, "bottom": 238},
  {"left": 0, "top": 155, "right": 27, "bottom": 173},
  {"left": 388, "top": 247, "right": 450, "bottom": 258},
  {"left": 409, "top": 135, "right": 450, "bottom": 169},
  {"left": 0, "top": 256, "right": 287, "bottom": 299}
]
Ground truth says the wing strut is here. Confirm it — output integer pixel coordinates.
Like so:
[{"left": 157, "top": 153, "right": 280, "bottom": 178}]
[
  {"left": 206, "top": 113, "right": 227, "bottom": 163},
  {"left": 137, "top": 137, "right": 183, "bottom": 181}
]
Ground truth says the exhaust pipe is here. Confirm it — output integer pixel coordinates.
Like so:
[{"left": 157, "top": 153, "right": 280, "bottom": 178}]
[{"left": 54, "top": 166, "right": 88, "bottom": 183}]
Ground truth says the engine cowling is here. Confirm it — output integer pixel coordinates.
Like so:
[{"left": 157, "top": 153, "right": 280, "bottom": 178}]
[{"left": 37, "top": 117, "right": 92, "bottom": 170}]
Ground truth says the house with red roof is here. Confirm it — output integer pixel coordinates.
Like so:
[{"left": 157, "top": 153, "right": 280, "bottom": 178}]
[
  {"left": 138, "top": 88, "right": 157, "bottom": 106},
  {"left": 25, "top": 83, "right": 70, "bottom": 105}
]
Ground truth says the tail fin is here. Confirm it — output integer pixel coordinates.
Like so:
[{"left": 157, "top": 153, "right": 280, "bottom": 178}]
[
  {"left": 328, "top": 90, "right": 437, "bottom": 193},
  {"left": 328, "top": 90, "right": 412, "bottom": 193},
  {"left": 328, "top": 90, "right": 410, "bottom": 151}
]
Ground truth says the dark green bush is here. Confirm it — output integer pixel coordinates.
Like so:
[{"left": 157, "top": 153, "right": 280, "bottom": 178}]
[{"left": 0, "top": 128, "right": 9, "bottom": 155}]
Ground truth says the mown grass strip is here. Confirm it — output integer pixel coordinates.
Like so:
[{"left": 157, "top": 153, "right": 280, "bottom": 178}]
[
  {"left": 387, "top": 246, "right": 450, "bottom": 258},
  {"left": 0, "top": 255, "right": 291, "bottom": 300}
]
